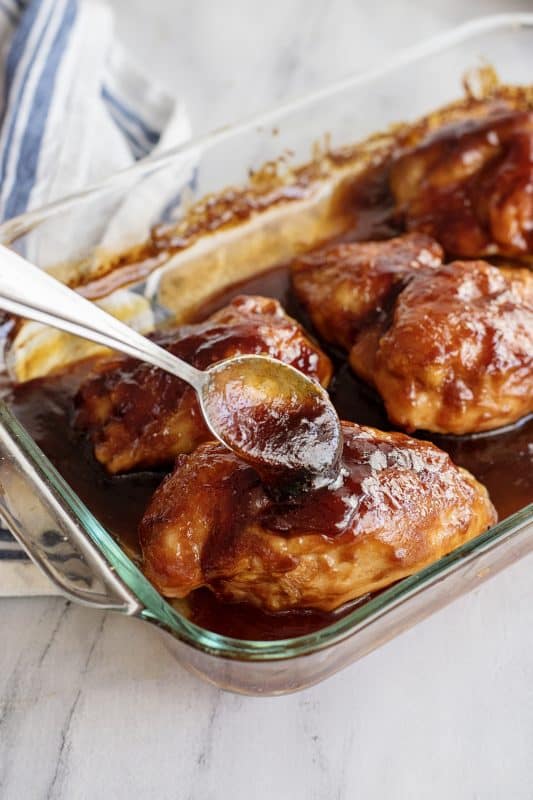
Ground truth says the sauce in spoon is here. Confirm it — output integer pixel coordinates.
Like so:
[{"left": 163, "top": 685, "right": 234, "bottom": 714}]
[{"left": 201, "top": 355, "right": 343, "bottom": 494}]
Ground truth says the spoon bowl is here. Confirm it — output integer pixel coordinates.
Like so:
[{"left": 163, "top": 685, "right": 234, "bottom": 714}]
[{"left": 200, "top": 354, "right": 343, "bottom": 492}]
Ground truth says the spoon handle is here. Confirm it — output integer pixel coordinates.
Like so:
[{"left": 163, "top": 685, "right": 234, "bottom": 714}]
[{"left": 0, "top": 244, "right": 204, "bottom": 389}]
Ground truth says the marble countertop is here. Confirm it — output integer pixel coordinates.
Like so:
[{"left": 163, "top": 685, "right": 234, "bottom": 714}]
[{"left": 2, "top": 1, "right": 533, "bottom": 797}]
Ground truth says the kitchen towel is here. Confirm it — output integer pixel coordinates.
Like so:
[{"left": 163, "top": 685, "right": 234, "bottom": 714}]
[{"left": 0, "top": 0, "right": 191, "bottom": 594}]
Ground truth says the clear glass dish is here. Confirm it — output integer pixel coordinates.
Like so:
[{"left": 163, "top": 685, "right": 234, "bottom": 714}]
[{"left": 0, "top": 14, "right": 531, "bottom": 695}]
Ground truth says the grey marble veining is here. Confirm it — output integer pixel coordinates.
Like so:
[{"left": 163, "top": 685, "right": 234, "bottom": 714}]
[
  {"left": 2, "top": 1, "right": 533, "bottom": 797},
  {"left": 104, "top": 0, "right": 533, "bottom": 135},
  {"left": 2, "top": 552, "right": 533, "bottom": 799}
]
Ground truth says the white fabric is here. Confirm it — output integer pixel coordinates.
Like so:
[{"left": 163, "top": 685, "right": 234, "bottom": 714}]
[{"left": 0, "top": 0, "right": 190, "bottom": 594}]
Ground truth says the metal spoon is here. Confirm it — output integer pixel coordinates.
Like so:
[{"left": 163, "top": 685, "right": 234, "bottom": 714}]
[{"left": 0, "top": 244, "right": 342, "bottom": 490}]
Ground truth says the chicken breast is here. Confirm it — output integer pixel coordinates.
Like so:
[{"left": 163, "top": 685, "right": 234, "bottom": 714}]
[
  {"left": 390, "top": 110, "right": 533, "bottom": 259},
  {"left": 76, "top": 295, "right": 333, "bottom": 473},
  {"left": 292, "top": 232, "right": 443, "bottom": 350},
  {"left": 350, "top": 261, "right": 533, "bottom": 434},
  {"left": 140, "top": 421, "right": 496, "bottom": 612},
  {"left": 292, "top": 236, "right": 533, "bottom": 434}
]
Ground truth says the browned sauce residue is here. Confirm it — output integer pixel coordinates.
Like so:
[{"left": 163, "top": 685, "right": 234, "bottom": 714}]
[{"left": 57, "top": 85, "right": 533, "bottom": 305}]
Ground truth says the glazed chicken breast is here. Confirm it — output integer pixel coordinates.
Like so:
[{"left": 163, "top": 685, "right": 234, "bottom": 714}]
[
  {"left": 292, "top": 236, "right": 533, "bottom": 434},
  {"left": 76, "top": 295, "right": 333, "bottom": 474},
  {"left": 350, "top": 261, "right": 533, "bottom": 434},
  {"left": 390, "top": 110, "right": 533, "bottom": 259},
  {"left": 140, "top": 421, "right": 496, "bottom": 612},
  {"left": 292, "top": 232, "right": 443, "bottom": 349}
]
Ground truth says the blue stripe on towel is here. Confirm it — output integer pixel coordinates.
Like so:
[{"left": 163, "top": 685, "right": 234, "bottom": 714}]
[
  {"left": 0, "top": 548, "right": 29, "bottom": 560},
  {"left": 105, "top": 100, "right": 148, "bottom": 159},
  {"left": 0, "top": 0, "right": 56, "bottom": 206},
  {"left": 2, "top": 0, "right": 50, "bottom": 137},
  {"left": 101, "top": 85, "right": 161, "bottom": 158},
  {"left": 4, "top": 0, "right": 77, "bottom": 218},
  {"left": 101, "top": 86, "right": 160, "bottom": 144},
  {"left": 0, "top": 524, "right": 29, "bottom": 559}
]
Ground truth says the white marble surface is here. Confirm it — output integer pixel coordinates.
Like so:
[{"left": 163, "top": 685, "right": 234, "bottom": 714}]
[{"left": 2, "top": 1, "right": 533, "bottom": 797}]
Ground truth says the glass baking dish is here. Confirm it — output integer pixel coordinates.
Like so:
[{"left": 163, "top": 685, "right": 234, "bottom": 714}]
[{"left": 0, "top": 14, "right": 531, "bottom": 695}]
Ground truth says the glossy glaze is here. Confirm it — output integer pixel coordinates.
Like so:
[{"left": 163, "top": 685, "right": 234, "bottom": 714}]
[
  {"left": 352, "top": 260, "right": 533, "bottom": 434},
  {"left": 7, "top": 111, "right": 533, "bottom": 636},
  {"left": 140, "top": 422, "right": 494, "bottom": 612},
  {"left": 292, "top": 232, "right": 443, "bottom": 350},
  {"left": 203, "top": 356, "right": 342, "bottom": 494},
  {"left": 7, "top": 263, "right": 532, "bottom": 636},
  {"left": 76, "top": 296, "right": 332, "bottom": 474},
  {"left": 390, "top": 110, "right": 533, "bottom": 258},
  {"left": 293, "top": 234, "right": 533, "bottom": 434}
]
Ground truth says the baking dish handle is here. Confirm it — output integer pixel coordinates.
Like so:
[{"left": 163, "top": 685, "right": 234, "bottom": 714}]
[{"left": 0, "top": 402, "right": 142, "bottom": 613}]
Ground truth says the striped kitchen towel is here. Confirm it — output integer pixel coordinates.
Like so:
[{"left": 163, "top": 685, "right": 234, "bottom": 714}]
[{"left": 0, "top": 0, "right": 190, "bottom": 594}]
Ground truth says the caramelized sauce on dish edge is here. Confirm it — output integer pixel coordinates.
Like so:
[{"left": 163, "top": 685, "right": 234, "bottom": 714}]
[{"left": 6, "top": 152, "right": 533, "bottom": 641}]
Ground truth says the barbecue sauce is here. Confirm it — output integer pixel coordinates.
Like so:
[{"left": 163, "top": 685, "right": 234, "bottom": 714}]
[
  {"left": 7, "top": 260, "right": 532, "bottom": 639},
  {"left": 6, "top": 147, "right": 533, "bottom": 640}
]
